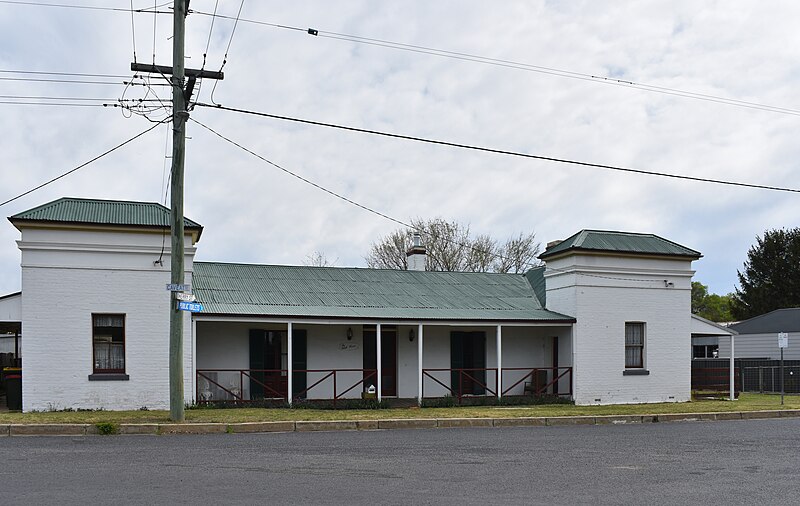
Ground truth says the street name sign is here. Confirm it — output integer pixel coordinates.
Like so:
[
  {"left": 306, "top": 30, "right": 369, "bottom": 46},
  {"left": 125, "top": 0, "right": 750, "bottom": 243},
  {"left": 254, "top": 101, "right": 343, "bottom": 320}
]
[
  {"left": 177, "top": 301, "right": 203, "bottom": 312},
  {"left": 174, "top": 292, "right": 196, "bottom": 302},
  {"left": 166, "top": 283, "right": 191, "bottom": 292}
]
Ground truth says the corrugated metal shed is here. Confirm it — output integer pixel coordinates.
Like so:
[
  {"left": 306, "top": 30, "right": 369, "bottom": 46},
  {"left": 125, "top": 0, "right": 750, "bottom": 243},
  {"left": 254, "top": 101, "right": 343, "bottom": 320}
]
[
  {"left": 729, "top": 308, "right": 800, "bottom": 334},
  {"left": 193, "top": 262, "right": 575, "bottom": 322},
  {"left": 539, "top": 229, "right": 701, "bottom": 259},
  {"left": 9, "top": 197, "right": 202, "bottom": 234}
]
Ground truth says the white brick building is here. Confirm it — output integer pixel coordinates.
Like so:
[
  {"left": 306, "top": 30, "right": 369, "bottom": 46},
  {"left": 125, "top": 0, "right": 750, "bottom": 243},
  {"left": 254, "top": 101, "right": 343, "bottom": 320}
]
[{"left": 3, "top": 198, "right": 702, "bottom": 411}]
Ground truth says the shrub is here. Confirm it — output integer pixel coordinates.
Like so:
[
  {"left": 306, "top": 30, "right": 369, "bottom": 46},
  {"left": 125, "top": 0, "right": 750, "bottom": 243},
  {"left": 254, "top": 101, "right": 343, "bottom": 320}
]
[{"left": 95, "top": 422, "right": 119, "bottom": 435}]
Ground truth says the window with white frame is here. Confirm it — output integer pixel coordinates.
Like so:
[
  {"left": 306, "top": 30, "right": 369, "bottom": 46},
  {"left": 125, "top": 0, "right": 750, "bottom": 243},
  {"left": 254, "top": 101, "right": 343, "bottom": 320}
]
[
  {"left": 625, "top": 322, "right": 645, "bottom": 368},
  {"left": 92, "top": 314, "right": 125, "bottom": 373}
]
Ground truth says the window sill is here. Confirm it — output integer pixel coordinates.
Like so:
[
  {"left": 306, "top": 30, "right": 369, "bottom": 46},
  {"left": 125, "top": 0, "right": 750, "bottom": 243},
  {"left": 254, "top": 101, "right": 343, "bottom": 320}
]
[
  {"left": 88, "top": 373, "right": 130, "bottom": 381},
  {"left": 622, "top": 369, "right": 650, "bottom": 376}
]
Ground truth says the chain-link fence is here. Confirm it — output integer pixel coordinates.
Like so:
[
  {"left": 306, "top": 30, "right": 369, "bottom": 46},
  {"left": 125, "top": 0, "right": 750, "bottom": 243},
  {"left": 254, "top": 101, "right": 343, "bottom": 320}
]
[{"left": 742, "top": 366, "right": 800, "bottom": 393}]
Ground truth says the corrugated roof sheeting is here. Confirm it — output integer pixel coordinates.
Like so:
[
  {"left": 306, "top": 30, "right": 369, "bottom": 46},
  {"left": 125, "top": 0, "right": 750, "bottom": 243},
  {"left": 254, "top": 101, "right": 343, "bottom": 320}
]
[
  {"left": 540, "top": 229, "right": 701, "bottom": 259},
  {"left": 10, "top": 197, "right": 202, "bottom": 230},
  {"left": 193, "top": 262, "right": 573, "bottom": 321}
]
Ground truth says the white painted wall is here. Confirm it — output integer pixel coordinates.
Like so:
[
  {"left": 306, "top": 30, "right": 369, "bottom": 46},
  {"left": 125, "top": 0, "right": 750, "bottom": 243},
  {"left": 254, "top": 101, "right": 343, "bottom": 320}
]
[
  {"left": 18, "top": 225, "right": 196, "bottom": 411},
  {"left": 545, "top": 252, "right": 694, "bottom": 405},
  {"left": 196, "top": 321, "right": 253, "bottom": 400},
  {"left": 306, "top": 324, "right": 363, "bottom": 399}
]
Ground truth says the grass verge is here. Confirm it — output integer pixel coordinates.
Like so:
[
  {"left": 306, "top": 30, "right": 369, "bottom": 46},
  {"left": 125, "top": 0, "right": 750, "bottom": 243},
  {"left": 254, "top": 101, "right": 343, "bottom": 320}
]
[{"left": 0, "top": 393, "right": 797, "bottom": 425}]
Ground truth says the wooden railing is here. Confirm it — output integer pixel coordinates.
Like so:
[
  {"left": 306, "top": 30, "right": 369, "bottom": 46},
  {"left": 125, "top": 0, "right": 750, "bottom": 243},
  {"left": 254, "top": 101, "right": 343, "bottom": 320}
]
[
  {"left": 422, "top": 366, "right": 573, "bottom": 403},
  {"left": 196, "top": 368, "right": 377, "bottom": 407}
]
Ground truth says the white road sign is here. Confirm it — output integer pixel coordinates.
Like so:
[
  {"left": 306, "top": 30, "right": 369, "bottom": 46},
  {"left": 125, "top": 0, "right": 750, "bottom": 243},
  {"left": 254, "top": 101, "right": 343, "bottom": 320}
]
[
  {"left": 778, "top": 332, "right": 788, "bottom": 349},
  {"left": 174, "top": 292, "right": 196, "bottom": 302}
]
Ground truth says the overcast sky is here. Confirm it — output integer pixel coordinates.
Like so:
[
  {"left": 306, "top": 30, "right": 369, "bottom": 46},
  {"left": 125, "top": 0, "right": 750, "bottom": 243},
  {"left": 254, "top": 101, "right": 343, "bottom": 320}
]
[{"left": 1, "top": 1, "right": 799, "bottom": 297}]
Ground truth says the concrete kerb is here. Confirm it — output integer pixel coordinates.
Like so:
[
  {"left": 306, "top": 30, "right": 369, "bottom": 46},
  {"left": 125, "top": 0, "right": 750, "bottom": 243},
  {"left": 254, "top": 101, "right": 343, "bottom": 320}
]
[
  {"left": 9, "top": 424, "right": 90, "bottom": 436},
  {"left": 378, "top": 418, "right": 437, "bottom": 430},
  {"left": 228, "top": 421, "right": 295, "bottom": 433},
  {"left": 2, "top": 409, "right": 799, "bottom": 436},
  {"left": 593, "top": 415, "right": 644, "bottom": 425},
  {"left": 295, "top": 420, "right": 357, "bottom": 432}
]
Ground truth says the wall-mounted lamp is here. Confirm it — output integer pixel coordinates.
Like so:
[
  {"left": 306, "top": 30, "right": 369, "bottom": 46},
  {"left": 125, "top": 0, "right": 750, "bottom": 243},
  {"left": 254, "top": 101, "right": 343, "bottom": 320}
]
[
  {"left": 409, "top": 329, "right": 415, "bottom": 342},
  {"left": 346, "top": 327, "right": 353, "bottom": 340}
]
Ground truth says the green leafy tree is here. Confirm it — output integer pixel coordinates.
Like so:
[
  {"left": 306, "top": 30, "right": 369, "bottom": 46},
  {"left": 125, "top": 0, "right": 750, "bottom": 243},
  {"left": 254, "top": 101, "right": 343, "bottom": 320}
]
[
  {"left": 732, "top": 228, "right": 800, "bottom": 320},
  {"left": 692, "top": 281, "right": 734, "bottom": 322}
]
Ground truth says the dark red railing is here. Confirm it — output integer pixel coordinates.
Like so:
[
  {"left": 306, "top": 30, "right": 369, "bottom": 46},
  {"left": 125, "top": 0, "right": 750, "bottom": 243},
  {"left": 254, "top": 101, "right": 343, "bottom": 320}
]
[
  {"left": 196, "top": 368, "right": 377, "bottom": 407},
  {"left": 422, "top": 368, "right": 498, "bottom": 404},
  {"left": 422, "top": 367, "right": 573, "bottom": 403},
  {"left": 501, "top": 367, "right": 573, "bottom": 397}
]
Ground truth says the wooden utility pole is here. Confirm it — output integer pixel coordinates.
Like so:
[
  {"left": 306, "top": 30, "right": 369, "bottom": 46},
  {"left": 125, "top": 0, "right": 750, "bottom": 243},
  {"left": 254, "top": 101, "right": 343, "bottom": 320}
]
[
  {"left": 131, "top": 1, "right": 222, "bottom": 421},
  {"left": 169, "top": 0, "right": 188, "bottom": 422}
]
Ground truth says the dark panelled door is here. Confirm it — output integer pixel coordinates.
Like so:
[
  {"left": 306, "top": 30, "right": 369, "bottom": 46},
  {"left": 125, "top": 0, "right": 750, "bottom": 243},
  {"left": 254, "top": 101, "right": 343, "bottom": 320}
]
[
  {"left": 450, "top": 331, "right": 486, "bottom": 395},
  {"left": 249, "top": 330, "right": 284, "bottom": 399},
  {"left": 363, "top": 326, "right": 398, "bottom": 396},
  {"left": 249, "top": 329, "right": 266, "bottom": 399},
  {"left": 292, "top": 330, "right": 307, "bottom": 399}
]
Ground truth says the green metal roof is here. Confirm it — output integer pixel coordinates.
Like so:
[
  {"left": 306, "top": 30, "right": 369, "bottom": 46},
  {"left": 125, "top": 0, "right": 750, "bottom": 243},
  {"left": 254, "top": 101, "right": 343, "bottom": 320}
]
[
  {"left": 539, "top": 229, "right": 701, "bottom": 260},
  {"left": 193, "top": 262, "right": 575, "bottom": 322},
  {"left": 524, "top": 266, "right": 547, "bottom": 307},
  {"left": 9, "top": 197, "right": 202, "bottom": 234}
]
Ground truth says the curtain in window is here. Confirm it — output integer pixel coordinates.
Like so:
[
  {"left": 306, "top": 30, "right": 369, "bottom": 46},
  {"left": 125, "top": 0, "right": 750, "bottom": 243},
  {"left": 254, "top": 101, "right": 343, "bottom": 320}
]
[
  {"left": 94, "top": 342, "right": 124, "bottom": 371},
  {"left": 93, "top": 315, "right": 124, "bottom": 327}
]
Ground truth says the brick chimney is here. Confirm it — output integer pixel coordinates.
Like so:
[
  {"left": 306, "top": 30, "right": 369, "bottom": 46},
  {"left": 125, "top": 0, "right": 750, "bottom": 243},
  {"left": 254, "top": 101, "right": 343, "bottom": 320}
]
[{"left": 406, "top": 232, "right": 427, "bottom": 271}]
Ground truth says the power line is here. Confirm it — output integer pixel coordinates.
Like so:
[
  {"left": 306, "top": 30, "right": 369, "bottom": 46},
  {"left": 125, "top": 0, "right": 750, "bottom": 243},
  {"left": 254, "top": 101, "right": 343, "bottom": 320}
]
[
  {"left": 129, "top": 0, "right": 138, "bottom": 64},
  {"left": 195, "top": 102, "right": 800, "bottom": 194},
  {"left": 190, "top": 10, "right": 800, "bottom": 118},
  {"left": 0, "top": 95, "right": 165, "bottom": 101},
  {"left": 0, "top": 76, "right": 126, "bottom": 85},
  {"left": 193, "top": 0, "right": 221, "bottom": 106},
  {"left": 189, "top": 117, "right": 666, "bottom": 283},
  {"left": 0, "top": 69, "right": 131, "bottom": 78},
  {"left": 0, "top": 101, "right": 106, "bottom": 107},
  {"left": 0, "top": 0, "right": 170, "bottom": 13},
  {"left": 190, "top": 116, "right": 407, "bottom": 229},
  {"left": 151, "top": 0, "right": 158, "bottom": 64},
  {"left": 209, "top": 0, "right": 245, "bottom": 105},
  {"left": 0, "top": 120, "right": 164, "bottom": 208}
]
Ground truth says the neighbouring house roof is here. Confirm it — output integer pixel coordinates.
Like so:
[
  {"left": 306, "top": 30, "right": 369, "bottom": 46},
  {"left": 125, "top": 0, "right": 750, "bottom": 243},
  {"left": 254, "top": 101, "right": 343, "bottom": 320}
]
[
  {"left": 0, "top": 292, "right": 22, "bottom": 328},
  {"left": 9, "top": 197, "right": 202, "bottom": 237},
  {"left": 539, "top": 229, "right": 701, "bottom": 260},
  {"left": 691, "top": 314, "right": 737, "bottom": 337},
  {"left": 729, "top": 308, "right": 800, "bottom": 334},
  {"left": 192, "top": 262, "right": 575, "bottom": 322}
]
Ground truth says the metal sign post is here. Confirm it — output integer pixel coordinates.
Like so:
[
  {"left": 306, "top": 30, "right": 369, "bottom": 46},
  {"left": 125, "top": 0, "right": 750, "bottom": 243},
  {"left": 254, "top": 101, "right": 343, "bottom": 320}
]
[{"left": 778, "top": 332, "right": 788, "bottom": 405}]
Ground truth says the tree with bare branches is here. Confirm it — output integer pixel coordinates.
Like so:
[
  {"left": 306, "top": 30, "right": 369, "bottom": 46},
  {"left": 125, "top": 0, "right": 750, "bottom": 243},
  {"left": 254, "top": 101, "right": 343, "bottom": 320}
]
[{"left": 365, "top": 218, "right": 540, "bottom": 273}]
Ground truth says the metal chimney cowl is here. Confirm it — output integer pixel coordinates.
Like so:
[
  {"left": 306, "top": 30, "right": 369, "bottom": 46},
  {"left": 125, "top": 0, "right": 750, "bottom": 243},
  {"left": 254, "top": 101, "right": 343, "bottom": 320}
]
[{"left": 406, "top": 232, "right": 427, "bottom": 271}]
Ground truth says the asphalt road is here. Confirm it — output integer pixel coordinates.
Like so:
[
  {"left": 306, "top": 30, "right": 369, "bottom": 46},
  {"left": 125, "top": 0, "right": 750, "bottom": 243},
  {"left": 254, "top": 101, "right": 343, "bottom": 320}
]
[{"left": 1, "top": 418, "right": 798, "bottom": 505}]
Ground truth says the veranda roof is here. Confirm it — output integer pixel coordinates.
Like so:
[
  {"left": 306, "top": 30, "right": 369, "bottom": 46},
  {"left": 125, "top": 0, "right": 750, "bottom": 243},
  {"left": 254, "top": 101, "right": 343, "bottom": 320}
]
[{"left": 193, "top": 262, "right": 574, "bottom": 322}]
